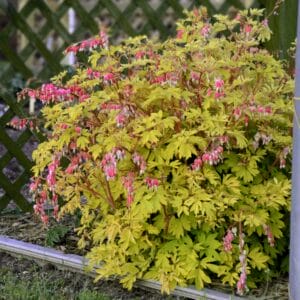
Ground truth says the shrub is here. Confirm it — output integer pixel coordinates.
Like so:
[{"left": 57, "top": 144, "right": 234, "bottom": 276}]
[{"left": 20, "top": 8, "right": 293, "bottom": 295}]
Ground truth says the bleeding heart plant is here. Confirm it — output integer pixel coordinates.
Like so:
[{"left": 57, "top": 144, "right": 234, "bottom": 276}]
[{"left": 18, "top": 7, "right": 293, "bottom": 295}]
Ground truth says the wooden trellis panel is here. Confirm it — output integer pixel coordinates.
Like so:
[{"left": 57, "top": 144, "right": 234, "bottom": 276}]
[{"left": 0, "top": 0, "right": 260, "bottom": 211}]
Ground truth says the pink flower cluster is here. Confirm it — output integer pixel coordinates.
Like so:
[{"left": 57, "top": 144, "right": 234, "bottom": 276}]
[
  {"left": 20, "top": 84, "right": 89, "bottom": 104},
  {"left": 114, "top": 148, "right": 126, "bottom": 160},
  {"left": 214, "top": 78, "right": 225, "bottom": 99},
  {"left": 75, "top": 126, "right": 81, "bottom": 134},
  {"left": 29, "top": 178, "right": 40, "bottom": 193},
  {"left": 87, "top": 68, "right": 101, "bottom": 79},
  {"left": 103, "top": 72, "right": 115, "bottom": 85},
  {"left": 123, "top": 85, "right": 134, "bottom": 98},
  {"left": 262, "top": 19, "right": 268, "bottom": 27},
  {"left": 218, "top": 135, "right": 229, "bottom": 145},
  {"left": 31, "top": 151, "right": 91, "bottom": 224},
  {"left": 65, "top": 31, "right": 109, "bottom": 54},
  {"left": 215, "top": 78, "right": 224, "bottom": 91},
  {"left": 233, "top": 103, "right": 272, "bottom": 122},
  {"left": 237, "top": 250, "right": 247, "bottom": 295},
  {"left": 69, "top": 141, "right": 77, "bottom": 153},
  {"left": 202, "top": 146, "right": 223, "bottom": 165},
  {"left": 207, "top": 78, "right": 225, "bottom": 99},
  {"left": 263, "top": 224, "right": 275, "bottom": 247},
  {"left": 256, "top": 105, "right": 272, "bottom": 115},
  {"left": 101, "top": 153, "right": 117, "bottom": 180},
  {"left": 176, "top": 29, "right": 184, "bottom": 39},
  {"left": 122, "top": 172, "right": 135, "bottom": 207},
  {"left": 52, "top": 193, "right": 59, "bottom": 219},
  {"left": 135, "top": 50, "right": 155, "bottom": 60},
  {"left": 99, "top": 30, "right": 109, "bottom": 49},
  {"left": 101, "top": 148, "right": 125, "bottom": 180},
  {"left": 101, "top": 102, "right": 131, "bottom": 127},
  {"left": 68, "top": 85, "right": 90, "bottom": 102},
  {"left": 200, "top": 24, "right": 211, "bottom": 38},
  {"left": 253, "top": 132, "right": 272, "bottom": 149},
  {"left": 191, "top": 157, "right": 203, "bottom": 171},
  {"left": 244, "top": 24, "right": 252, "bottom": 34},
  {"left": 60, "top": 123, "right": 68, "bottom": 130},
  {"left": 65, "top": 152, "right": 90, "bottom": 174},
  {"left": 236, "top": 231, "right": 247, "bottom": 296},
  {"left": 101, "top": 103, "right": 123, "bottom": 111},
  {"left": 151, "top": 72, "right": 179, "bottom": 86},
  {"left": 135, "top": 50, "right": 146, "bottom": 59},
  {"left": 33, "top": 191, "right": 59, "bottom": 224},
  {"left": 8, "top": 117, "right": 36, "bottom": 130},
  {"left": 145, "top": 177, "right": 159, "bottom": 190},
  {"left": 190, "top": 71, "right": 200, "bottom": 82},
  {"left": 116, "top": 108, "right": 131, "bottom": 128},
  {"left": 132, "top": 152, "right": 147, "bottom": 174},
  {"left": 46, "top": 159, "right": 59, "bottom": 190},
  {"left": 33, "top": 189, "right": 49, "bottom": 224},
  {"left": 192, "top": 145, "right": 224, "bottom": 170},
  {"left": 116, "top": 112, "right": 126, "bottom": 128},
  {"left": 223, "top": 228, "right": 235, "bottom": 252},
  {"left": 279, "top": 146, "right": 290, "bottom": 169},
  {"left": 35, "top": 84, "right": 71, "bottom": 103}
]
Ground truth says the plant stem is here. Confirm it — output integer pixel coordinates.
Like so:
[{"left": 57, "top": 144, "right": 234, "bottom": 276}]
[{"left": 104, "top": 179, "right": 116, "bottom": 209}]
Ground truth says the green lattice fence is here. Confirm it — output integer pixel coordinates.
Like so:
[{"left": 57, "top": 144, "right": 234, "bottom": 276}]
[{"left": 0, "top": 0, "right": 294, "bottom": 212}]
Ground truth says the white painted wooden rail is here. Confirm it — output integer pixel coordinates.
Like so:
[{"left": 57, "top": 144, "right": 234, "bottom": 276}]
[{"left": 0, "top": 236, "right": 244, "bottom": 300}]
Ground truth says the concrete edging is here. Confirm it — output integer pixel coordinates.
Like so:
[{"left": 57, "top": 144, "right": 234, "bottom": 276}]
[{"left": 0, "top": 235, "right": 243, "bottom": 300}]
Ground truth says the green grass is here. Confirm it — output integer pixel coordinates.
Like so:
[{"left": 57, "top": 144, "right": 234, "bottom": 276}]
[
  {"left": 0, "top": 253, "right": 177, "bottom": 300},
  {"left": 0, "top": 265, "right": 110, "bottom": 300}
]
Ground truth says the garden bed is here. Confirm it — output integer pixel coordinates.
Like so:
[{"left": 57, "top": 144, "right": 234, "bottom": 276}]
[
  {"left": 0, "top": 210, "right": 183, "bottom": 299},
  {"left": 0, "top": 209, "right": 289, "bottom": 299}
]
